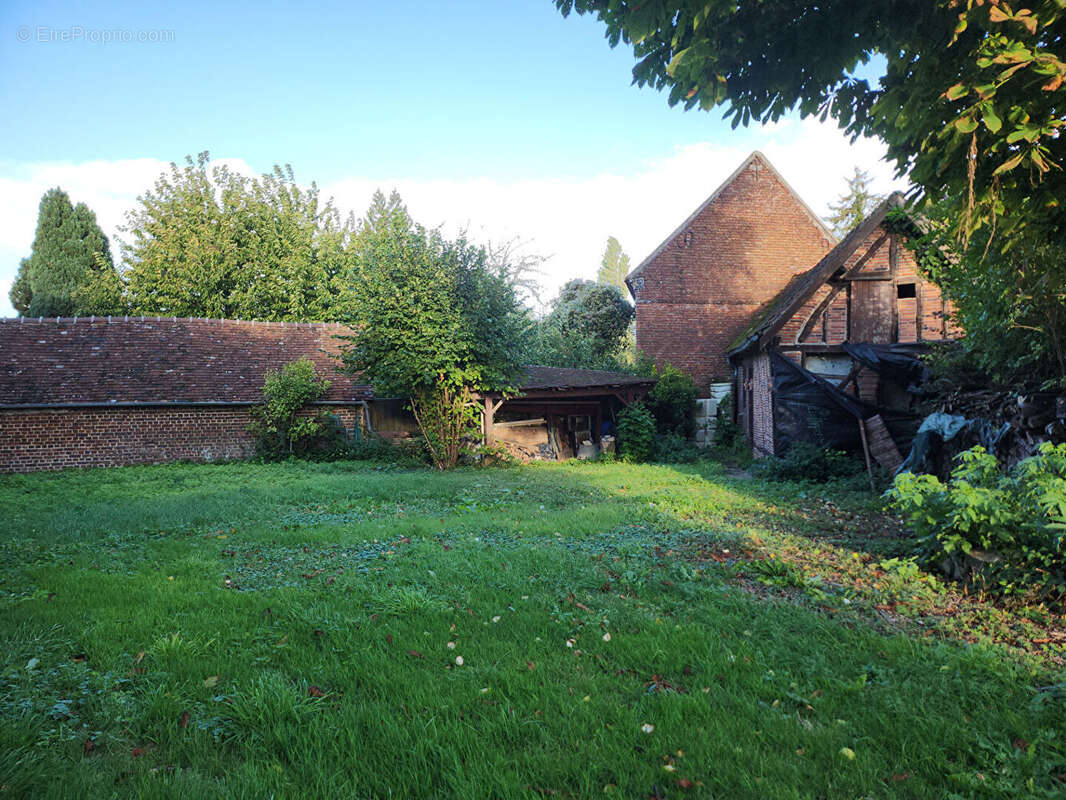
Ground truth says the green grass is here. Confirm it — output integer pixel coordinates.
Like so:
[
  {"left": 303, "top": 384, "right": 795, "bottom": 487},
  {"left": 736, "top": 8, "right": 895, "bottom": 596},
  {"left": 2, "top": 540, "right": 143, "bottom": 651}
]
[{"left": 1, "top": 459, "right": 1064, "bottom": 798}]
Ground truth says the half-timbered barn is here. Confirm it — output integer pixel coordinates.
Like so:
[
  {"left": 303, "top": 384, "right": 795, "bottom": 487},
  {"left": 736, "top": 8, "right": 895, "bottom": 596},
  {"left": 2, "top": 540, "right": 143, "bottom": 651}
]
[{"left": 726, "top": 193, "right": 961, "bottom": 467}]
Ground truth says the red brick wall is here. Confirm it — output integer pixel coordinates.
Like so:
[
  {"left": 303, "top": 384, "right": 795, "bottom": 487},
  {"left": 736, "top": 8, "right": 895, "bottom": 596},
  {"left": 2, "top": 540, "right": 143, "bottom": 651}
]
[
  {"left": 631, "top": 154, "right": 834, "bottom": 391},
  {"left": 0, "top": 405, "right": 360, "bottom": 473},
  {"left": 633, "top": 302, "right": 766, "bottom": 389}
]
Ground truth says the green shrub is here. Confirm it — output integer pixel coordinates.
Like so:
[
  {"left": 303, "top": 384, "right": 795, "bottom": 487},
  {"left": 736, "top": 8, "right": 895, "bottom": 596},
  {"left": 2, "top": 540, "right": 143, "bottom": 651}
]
[
  {"left": 617, "top": 402, "right": 656, "bottom": 462},
  {"left": 466, "top": 442, "right": 519, "bottom": 467},
  {"left": 653, "top": 432, "right": 703, "bottom": 464},
  {"left": 751, "top": 442, "right": 863, "bottom": 483},
  {"left": 342, "top": 434, "right": 413, "bottom": 463},
  {"left": 645, "top": 364, "right": 698, "bottom": 437},
  {"left": 249, "top": 358, "right": 336, "bottom": 458},
  {"left": 708, "top": 394, "right": 752, "bottom": 468},
  {"left": 887, "top": 443, "right": 1066, "bottom": 604}
]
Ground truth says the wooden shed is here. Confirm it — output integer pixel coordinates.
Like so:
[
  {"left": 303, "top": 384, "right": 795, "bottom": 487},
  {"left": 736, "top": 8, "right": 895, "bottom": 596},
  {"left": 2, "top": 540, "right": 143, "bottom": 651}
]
[{"left": 478, "top": 367, "right": 657, "bottom": 460}]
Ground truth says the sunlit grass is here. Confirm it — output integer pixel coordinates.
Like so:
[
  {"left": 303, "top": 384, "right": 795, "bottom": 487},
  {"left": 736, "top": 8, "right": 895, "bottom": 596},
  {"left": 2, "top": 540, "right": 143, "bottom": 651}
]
[{"left": 1, "top": 459, "right": 1064, "bottom": 798}]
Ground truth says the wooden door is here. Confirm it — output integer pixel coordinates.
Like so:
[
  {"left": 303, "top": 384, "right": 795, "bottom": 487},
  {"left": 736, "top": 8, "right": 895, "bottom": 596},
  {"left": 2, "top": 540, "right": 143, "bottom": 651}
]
[{"left": 850, "top": 280, "right": 894, "bottom": 342}]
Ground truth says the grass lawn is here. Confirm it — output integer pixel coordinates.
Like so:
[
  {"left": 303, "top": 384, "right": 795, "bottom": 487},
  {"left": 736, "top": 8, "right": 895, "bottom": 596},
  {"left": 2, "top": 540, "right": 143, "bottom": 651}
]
[{"left": 1, "top": 459, "right": 1065, "bottom": 798}]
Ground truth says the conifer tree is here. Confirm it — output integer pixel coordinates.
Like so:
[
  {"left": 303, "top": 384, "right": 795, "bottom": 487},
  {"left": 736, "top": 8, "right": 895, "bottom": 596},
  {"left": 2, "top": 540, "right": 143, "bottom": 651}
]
[
  {"left": 826, "top": 168, "right": 884, "bottom": 238},
  {"left": 15, "top": 188, "right": 117, "bottom": 317},
  {"left": 8, "top": 259, "right": 32, "bottom": 315},
  {"left": 596, "top": 236, "right": 631, "bottom": 290}
]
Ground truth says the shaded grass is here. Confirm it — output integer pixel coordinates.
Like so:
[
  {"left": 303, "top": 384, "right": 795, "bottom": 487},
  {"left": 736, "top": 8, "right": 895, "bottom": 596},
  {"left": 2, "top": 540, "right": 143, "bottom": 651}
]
[{"left": 1, "top": 459, "right": 1064, "bottom": 798}]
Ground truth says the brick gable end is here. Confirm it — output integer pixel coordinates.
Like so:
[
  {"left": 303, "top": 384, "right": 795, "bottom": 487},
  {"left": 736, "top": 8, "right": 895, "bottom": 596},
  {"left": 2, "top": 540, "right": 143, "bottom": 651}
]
[{"left": 629, "top": 154, "right": 834, "bottom": 389}]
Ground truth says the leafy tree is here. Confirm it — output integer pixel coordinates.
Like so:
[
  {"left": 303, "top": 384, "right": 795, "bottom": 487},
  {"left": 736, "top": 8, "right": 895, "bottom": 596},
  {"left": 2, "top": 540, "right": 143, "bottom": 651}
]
[
  {"left": 248, "top": 358, "right": 335, "bottom": 457},
  {"left": 339, "top": 212, "right": 527, "bottom": 469},
  {"left": 15, "top": 188, "right": 117, "bottom": 317},
  {"left": 359, "top": 189, "right": 413, "bottom": 240},
  {"left": 527, "top": 279, "right": 635, "bottom": 370},
  {"left": 596, "top": 236, "right": 631, "bottom": 290},
  {"left": 555, "top": 279, "right": 633, "bottom": 353},
  {"left": 555, "top": 0, "right": 1066, "bottom": 248},
  {"left": 901, "top": 207, "right": 1066, "bottom": 387},
  {"left": 526, "top": 321, "right": 623, "bottom": 371},
  {"left": 826, "top": 167, "right": 885, "bottom": 238},
  {"left": 71, "top": 267, "right": 126, "bottom": 316},
  {"left": 121, "top": 153, "right": 353, "bottom": 321}
]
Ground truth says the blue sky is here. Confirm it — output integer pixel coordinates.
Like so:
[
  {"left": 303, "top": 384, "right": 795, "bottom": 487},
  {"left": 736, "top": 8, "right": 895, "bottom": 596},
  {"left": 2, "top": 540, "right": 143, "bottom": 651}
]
[{"left": 0, "top": 0, "right": 903, "bottom": 315}]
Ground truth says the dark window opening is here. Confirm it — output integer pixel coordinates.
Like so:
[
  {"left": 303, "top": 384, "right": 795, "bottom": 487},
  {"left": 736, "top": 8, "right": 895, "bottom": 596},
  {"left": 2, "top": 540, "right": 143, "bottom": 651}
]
[{"left": 897, "top": 282, "right": 916, "bottom": 298}]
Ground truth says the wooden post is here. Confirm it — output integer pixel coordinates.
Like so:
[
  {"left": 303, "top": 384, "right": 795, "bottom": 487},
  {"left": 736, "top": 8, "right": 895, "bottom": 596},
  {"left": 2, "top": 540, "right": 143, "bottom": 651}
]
[
  {"left": 483, "top": 397, "right": 495, "bottom": 447},
  {"left": 857, "top": 418, "right": 876, "bottom": 493}
]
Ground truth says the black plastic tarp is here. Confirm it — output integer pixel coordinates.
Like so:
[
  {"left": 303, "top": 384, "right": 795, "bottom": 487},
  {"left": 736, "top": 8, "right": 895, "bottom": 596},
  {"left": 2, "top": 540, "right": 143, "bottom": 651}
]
[
  {"left": 842, "top": 343, "right": 928, "bottom": 387},
  {"left": 769, "top": 351, "right": 920, "bottom": 456},
  {"left": 896, "top": 411, "right": 1012, "bottom": 476}
]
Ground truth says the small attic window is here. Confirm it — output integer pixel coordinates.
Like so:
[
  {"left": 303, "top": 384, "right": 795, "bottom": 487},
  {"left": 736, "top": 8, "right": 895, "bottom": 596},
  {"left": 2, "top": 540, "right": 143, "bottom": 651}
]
[{"left": 897, "top": 282, "right": 916, "bottom": 299}]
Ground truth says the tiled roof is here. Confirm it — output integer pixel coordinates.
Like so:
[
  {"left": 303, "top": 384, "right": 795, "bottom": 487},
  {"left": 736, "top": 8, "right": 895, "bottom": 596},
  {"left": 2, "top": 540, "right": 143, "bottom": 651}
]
[
  {"left": 0, "top": 317, "right": 654, "bottom": 407},
  {"left": 520, "top": 366, "right": 656, "bottom": 391},
  {"left": 0, "top": 316, "right": 369, "bottom": 406}
]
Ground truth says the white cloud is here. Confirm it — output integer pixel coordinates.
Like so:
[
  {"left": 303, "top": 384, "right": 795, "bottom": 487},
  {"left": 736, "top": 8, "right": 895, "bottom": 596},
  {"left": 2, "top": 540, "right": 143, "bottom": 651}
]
[{"left": 0, "top": 119, "right": 906, "bottom": 316}]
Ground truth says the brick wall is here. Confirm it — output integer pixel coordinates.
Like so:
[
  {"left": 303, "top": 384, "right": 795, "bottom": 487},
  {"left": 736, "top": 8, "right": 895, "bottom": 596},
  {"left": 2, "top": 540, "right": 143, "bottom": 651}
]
[
  {"left": 630, "top": 153, "right": 834, "bottom": 390},
  {"left": 633, "top": 301, "right": 765, "bottom": 388},
  {"left": 0, "top": 316, "right": 366, "bottom": 405},
  {"left": 0, "top": 404, "right": 360, "bottom": 473}
]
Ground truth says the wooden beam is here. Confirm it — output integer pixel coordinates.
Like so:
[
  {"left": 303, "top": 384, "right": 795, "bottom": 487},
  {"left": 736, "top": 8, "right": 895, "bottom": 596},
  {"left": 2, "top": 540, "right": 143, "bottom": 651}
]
[
  {"left": 776, "top": 344, "right": 847, "bottom": 354},
  {"left": 837, "top": 362, "right": 862, "bottom": 393},
  {"left": 507, "top": 386, "right": 652, "bottom": 400},
  {"left": 483, "top": 396, "right": 495, "bottom": 447},
  {"left": 857, "top": 419, "right": 876, "bottom": 493},
  {"left": 796, "top": 285, "right": 844, "bottom": 343},
  {"left": 499, "top": 401, "right": 601, "bottom": 416},
  {"left": 842, "top": 233, "right": 890, "bottom": 280}
]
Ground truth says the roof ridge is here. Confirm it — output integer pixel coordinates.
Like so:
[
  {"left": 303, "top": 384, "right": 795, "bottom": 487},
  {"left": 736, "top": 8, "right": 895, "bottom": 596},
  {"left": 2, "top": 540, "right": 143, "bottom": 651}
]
[{"left": 0, "top": 315, "right": 352, "bottom": 329}]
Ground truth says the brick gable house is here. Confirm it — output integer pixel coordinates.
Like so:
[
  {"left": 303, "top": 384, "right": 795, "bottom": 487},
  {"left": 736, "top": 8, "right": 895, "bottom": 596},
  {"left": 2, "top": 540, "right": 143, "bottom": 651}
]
[
  {"left": 628, "top": 153, "right": 959, "bottom": 467},
  {"left": 626, "top": 151, "right": 836, "bottom": 391}
]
